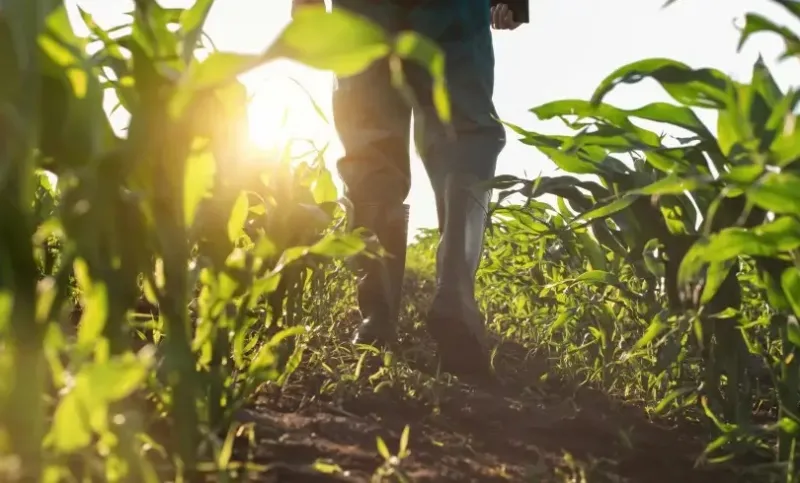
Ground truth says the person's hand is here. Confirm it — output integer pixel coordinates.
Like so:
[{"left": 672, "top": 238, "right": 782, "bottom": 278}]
[
  {"left": 491, "top": 3, "right": 522, "bottom": 30},
  {"left": 291, "top": 0, "right": 326, "bottom": 19}
]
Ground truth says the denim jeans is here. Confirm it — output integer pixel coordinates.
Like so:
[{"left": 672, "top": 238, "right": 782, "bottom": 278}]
[{"left": 332, "top": 0, "right": 506, "bottom": 290}]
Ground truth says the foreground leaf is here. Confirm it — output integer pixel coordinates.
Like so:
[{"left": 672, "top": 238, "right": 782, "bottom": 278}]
[
  {"left": 591, "top": 58, "right": 734, "bottom": 110},
  {"left": 264, "top": 6, "right": 390, "bottom": 76},
  {"left": 679, "top": 216, "right": 800, "bottom": 285}
]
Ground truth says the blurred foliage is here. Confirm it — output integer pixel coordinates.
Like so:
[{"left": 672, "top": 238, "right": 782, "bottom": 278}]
[
  {"left": 3, "top": 0, "right": 800, "bottom": 482},
  {"left": 478, "top": 0, "right": 800, "bottom": 478},
  {"left": 0, "top": 1, "right": 447, "bottom": 481}
]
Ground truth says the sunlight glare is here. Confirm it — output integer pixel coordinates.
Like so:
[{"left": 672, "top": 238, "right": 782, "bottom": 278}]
[{"left": 246, "top": 77, "right": 333, "bottom": 157}]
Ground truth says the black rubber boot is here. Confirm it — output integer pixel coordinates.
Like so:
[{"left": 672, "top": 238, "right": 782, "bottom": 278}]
[
  {"left": 350, "top": 203, "right": 410, "bottom": 348},
  {"left": 425, "top": 173, "right": 491, "bottom": 376}
]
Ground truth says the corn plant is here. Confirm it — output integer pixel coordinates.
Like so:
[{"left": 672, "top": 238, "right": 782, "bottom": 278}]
[
  {"left": 481, "top": 0, "right": 800, "bottom": 476},
  {"left": 0, "top": 1, "right": 450, "bottom": 481}
]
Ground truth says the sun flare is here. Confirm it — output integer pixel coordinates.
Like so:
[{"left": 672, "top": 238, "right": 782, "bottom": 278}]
[{"left": 246, "top": 76, "right": 334, "bottom": 156}]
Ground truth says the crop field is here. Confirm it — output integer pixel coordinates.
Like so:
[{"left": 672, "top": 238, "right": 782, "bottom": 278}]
[{"left": 2, "top": 0, "right": 800, "bottom": 482}]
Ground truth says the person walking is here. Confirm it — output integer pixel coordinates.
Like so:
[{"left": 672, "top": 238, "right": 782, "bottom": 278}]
[{"left": 291, "top": 0, "right": 523, "bottom": 376}]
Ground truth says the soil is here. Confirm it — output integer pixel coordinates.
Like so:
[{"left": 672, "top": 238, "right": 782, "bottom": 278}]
[{"left": 225, "top": 320, "right": 754, "bottom": 483}]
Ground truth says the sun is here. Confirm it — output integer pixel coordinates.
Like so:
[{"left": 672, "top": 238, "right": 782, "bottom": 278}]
[{"left": 246, "top": 75, "right": 334, "bottom": 156}]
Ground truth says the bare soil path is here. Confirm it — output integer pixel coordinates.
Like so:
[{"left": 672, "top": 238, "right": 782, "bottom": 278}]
[{"left": 230, "top": 320, "right": 750, "bottom": 483}]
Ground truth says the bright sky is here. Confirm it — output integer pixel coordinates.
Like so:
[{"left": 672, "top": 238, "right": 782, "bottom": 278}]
[{"left": 75, "top": 0, "right": 800, "bottom": 237}]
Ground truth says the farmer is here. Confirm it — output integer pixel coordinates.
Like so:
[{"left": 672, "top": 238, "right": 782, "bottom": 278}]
[{"left": 291, "top": 0, "right": 522, "bottom": 375}]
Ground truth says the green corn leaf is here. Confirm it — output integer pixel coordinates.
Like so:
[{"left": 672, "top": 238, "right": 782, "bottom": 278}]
[
  {"left": 170, "top": 52, "right": 261, "bottom": 118},
  {"left": 782, "top": 266, "right": 800, "bottom": 319},
  {"left": 737, "top": 12, "right": 800, "bottom": 59},
  {"left": 184, "top": 150, "right": 216, "bottom": 228},
  {"left": 532, "top": 99, "right": 714, "bottom": 142},
  {"left": 574, "top": 270, "right": 618, "bottom": 285},
  {"left": 376, "top": 436, "right": 391, "bottom": 460},
  {"left": 591, "top": 58, "right": 734, "bottom": 110},
  {"left": 700, "top": 260, "right": 736, "bottom": 305},
  {"left": 394, "top": 31, "right": 450, "bottom": 123},
  {"left": 310, "top": 232, "right": 366, "bottom": 258},
  {"left": 785, "top": 316, "right": 800, "bottom": 348},
  {"left": 179, "top": 0, "right": 215, "bottom": 64},
  {"left": 633, "top": 313, "right": 668, "bottom": 350},
  {"left": 747, "top": 171, "right": 800, "bottom": 214},
  {"left": 46, "top": 392, "right": 92, "bottom": 452},
  {"left": 632, "top": 174, "right": 714, "bottom": 196},
  {"left": 679, "top": 216, "right": 800, "bottom": 285},
  {"left": 227, "top": 192, "right": 249, "bottom": 243},
  {"left": 79, "top": 352, "right": 153, "bottom": 403},
  {"left": 311, "top": 168, "right": 338, "bottom": 204},
  {"left": 264, "top": 6, "right": 390, "bottom": 77},
  {"left": 571, "top": 195, "right": 638, "bottom": 226}
]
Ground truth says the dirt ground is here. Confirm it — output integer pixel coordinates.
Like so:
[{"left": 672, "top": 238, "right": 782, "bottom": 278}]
[{"left": 228, "top": 320, "right": 753, "bottom": 483}]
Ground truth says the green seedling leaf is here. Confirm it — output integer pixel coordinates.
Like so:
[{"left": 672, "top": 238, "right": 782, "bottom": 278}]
[
  {"left": 46, "top": 392, "right": 92, "bottom": 453},
  {"left": 575, "top": 270, "right": 618, "bottom": 285},
  {"left": 633, "top": 314, "right": 668, "bottom": 350},
  {"left": 532, "top": 100, "right": 712, "bottom": 139},
  {"left": 39, "top": 6, "right": 88, "bottom": 98},
  {"left": 785, "top": 317, "right": 800, "bottom": 348},
  {"left": 722, "top": 164, "right": 765, "bottom": 185},
  {"left": 747, "top": 171, "right": 800, "bottom": 215},
  {"left": 217, "top": 423, "right": 238, "bottom": 469},
  {"left": 313, "top": 460, "right": 344, "bottom": 475},
  {"left": 549, "top": 311, "right": 572, "bottom": 334},
  {"left": 399, "top": 425, "right": 410, "bottom": 457},
  {"left": 678, "top": 216, "right": 800, "bottom": 285},
  {"left": 737, "top": 13, "right": 800, "bottom": 59},
  {"left": 782, "top": 266, "right": 800, "bottom": 320},
  {"left": 264, "top": 6, "right": 390, "bottom": 77},
  {"left": 0, "top": 291, "right": 11, "bottom": 333},
  {"left": 73, "top": 259, "right": 108, "bottom": 351},
  {"left": 654, "top": 386, "right": 696, "bottom": 414},
  {"left": 633, "top": 174, "right": 714, "bottom": 196},
  {"left": 591, "top": 58, "right": 734, "bottom": 110},
  {"left": 643, "top": 238, "right": 665, "bottom": 277},
  {"left": 376, "top": 436, "right": 391, "bottom": 460},
  {"left": 184, "top": 150, "right": 216, "bottom": 227},
  {"left": 79, "top": 351, "right": 153, "bottom": 403},
  {"left": 700, "top": 260, "right": 736, "bottom": 305},
  {"left": 227, "top": 191, "right": 249, "bottom": 243},
  {"left": 571, "top": 195, "right": 637, "bottom": 226},
  {"left": 277, "top": 342, "right": 305, "bottom": 387},
  {"left": 394, "top": 31, "right": 450, "bottom": 123},
  {"left": 310, "top": 232, "right": 366, "bottom": 258},
  {"left": 171, "top": 52, "right": 261, "bottom": 117},
  {"left": 576, "top": 231, "right": 607, "bottom": 271},
  {"left": 287, "top": 76, "right": 331, "bottom": 124},
  {"left": 46, "top": 350, "right": 154, "bottom": 453},
  {"left": 180, "top": 0, "right": 215, "bottom": 64},
  {"left": 311, "top": 167, "right": 338, "bottom": 204}
]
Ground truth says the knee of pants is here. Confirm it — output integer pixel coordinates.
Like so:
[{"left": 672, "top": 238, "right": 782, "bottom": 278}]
[
  {"left": 332, "top": 63, "right": 413, "bottom": 207},
  {"left": 423, "top": 124, "right": 506, "bottom": 188},
  {"left": 337, "top": 156, "right": 412, "bottom": 207}
]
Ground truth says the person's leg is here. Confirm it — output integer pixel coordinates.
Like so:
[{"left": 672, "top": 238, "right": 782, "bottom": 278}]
[
  {"left": 332, "top": 1, "right": 413, "bottom": 347},
  {"left": 410, "top": 25, "right": 506, "bottom": 375}
]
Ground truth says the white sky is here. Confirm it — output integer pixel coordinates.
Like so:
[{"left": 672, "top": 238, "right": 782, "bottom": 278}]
[{"left": 74, "top": 0, "right": 800, "bottom": 236}]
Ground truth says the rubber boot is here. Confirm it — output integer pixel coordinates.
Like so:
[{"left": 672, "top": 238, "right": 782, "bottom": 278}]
[
  {"left": 351, "top": 203, "right": 410, "bottom": 348},
  {"left": 425, "top": 173, "right": 491, "bottom": 376}
]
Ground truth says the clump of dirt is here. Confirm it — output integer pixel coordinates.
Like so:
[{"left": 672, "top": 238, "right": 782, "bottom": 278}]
[{"left": 228, "top": 320, "right": 752, "bottom": 483}]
